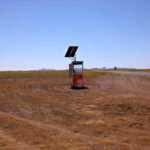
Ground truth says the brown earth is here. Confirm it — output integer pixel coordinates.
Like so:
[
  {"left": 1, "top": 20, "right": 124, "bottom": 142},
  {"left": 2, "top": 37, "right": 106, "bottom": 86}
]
[{"left": 0, "top": 71, "right": 150, "bottom": 150}]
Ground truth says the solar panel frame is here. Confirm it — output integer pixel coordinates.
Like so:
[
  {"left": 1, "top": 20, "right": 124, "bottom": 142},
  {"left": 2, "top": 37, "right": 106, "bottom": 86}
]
[{"left": 65, "top": 46, "right": 79, "bottom": 57}]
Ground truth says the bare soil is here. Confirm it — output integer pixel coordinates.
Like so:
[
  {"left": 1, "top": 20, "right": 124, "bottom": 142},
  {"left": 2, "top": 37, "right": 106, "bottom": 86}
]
[{"left": 0, "top": 71, "right": 150, "bottom": 150}]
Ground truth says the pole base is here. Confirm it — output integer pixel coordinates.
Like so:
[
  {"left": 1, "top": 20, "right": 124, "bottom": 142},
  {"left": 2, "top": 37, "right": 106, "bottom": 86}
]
[{"left": 71, "top": 86, "right": 88, "bottom": 90}]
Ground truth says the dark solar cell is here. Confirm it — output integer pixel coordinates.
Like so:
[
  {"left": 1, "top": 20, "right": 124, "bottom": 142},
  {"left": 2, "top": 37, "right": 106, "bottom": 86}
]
[{"left": 65, "top": 46, "right": 78, "bottom": 57}]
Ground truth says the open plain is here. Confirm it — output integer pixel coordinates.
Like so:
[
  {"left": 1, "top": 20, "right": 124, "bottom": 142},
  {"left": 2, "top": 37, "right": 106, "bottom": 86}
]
[{"left": 0, "top": 70, "right": 150, "bottom": 150}]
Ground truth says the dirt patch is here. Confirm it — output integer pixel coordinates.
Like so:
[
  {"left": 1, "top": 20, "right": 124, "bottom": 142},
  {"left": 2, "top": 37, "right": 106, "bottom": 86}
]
[{"left": 0, "top": 71, "right": 150, "bottom": 149}]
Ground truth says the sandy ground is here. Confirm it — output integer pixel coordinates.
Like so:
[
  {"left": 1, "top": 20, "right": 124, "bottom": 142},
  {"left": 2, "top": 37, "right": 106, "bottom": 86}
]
[{"left": 0, "top": 71, "right": 150, "bottom": 150}]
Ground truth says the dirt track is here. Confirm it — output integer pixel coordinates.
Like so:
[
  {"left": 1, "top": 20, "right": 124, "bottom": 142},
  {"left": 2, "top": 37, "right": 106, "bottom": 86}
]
[{"left": 0, "top": 71, "right": 150, "bottom": 150}]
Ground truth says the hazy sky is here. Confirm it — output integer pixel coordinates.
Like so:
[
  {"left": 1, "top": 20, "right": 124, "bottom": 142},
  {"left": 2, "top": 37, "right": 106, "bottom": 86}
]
[{"left": 0, "top": 0, "right": 150, "bottom": 70}]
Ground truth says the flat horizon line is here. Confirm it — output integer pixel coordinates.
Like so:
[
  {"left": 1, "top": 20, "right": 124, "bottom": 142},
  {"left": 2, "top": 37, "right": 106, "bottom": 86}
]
[{"left": 0, "top": 67, "right": 150, "bottom": 72}]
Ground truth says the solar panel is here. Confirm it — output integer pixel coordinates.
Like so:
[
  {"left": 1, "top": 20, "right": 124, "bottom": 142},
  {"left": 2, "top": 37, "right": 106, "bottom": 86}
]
[{"left": 65, "top": 46, "right": 79, "bottom": 57}]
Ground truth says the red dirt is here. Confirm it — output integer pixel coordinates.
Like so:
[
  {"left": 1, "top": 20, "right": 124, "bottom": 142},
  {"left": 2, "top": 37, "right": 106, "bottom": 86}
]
[{"left": 0, "top": 71, "right": 150, "bottom": 150}]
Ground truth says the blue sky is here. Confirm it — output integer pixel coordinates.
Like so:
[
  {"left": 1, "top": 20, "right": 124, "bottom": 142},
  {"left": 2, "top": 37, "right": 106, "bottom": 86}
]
[{"left": 0, "top": 0, "right": 150, "bottom": 70}]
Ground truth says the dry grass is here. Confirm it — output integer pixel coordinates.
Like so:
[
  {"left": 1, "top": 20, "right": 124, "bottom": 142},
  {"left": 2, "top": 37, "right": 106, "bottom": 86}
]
[
  {"left": 0, "top": 70, "right": 112, "bottom": 79},
  {"left": 84, "top": 70, "right": 113, "bottom": 78},
  {"left": 0, "top": 71, "right": 68, "bottom": 79},
  {"left": 0, "top": 70, "right": 150, "bottom": 150}
]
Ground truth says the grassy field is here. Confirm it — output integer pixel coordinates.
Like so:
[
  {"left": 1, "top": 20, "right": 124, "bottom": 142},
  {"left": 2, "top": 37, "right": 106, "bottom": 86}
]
[
  {"left": 0, "top": 71, "right": 67, "bottom": 79},
  {"left": 0, "top": 70, "right": 112, "bottom": 79}
]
